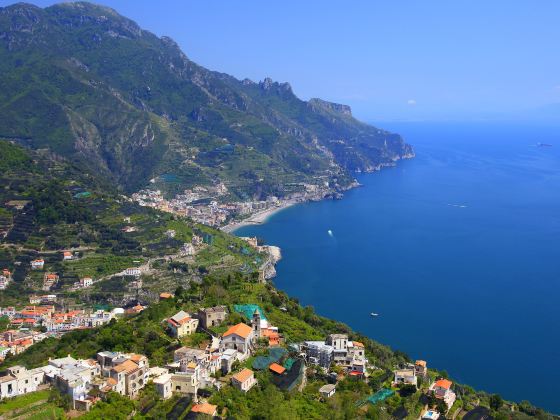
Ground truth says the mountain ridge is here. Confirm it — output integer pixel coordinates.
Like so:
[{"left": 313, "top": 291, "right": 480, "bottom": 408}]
[{"left": 0, "top": 1, "right": 412, "bottom": 199}]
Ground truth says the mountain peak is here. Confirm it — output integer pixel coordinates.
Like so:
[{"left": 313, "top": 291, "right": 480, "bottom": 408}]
[{"left": 308, "top": 98, "right": 352, "bottom": 117}]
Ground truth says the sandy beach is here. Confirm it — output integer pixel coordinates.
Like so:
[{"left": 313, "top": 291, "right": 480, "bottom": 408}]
[{"left": 221, "top": 199, "right": 299, "bottom": 233}]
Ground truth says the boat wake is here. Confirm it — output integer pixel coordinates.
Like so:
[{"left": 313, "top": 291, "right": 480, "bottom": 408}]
[{"left": 447, "top": 203, "right": 468, "bottom": 208}]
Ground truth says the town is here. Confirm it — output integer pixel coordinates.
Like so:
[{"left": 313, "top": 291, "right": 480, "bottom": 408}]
[{"left": 0, "top": 289, "right": 461, "bottom": 419}]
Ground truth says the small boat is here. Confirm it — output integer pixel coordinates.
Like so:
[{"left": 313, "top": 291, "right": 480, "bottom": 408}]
[
  {"left": 537, "top": 142, "right": 552, "bottom": 147},
  {"left": 370, "top": 312, "right": 379, "bottom": 317}
]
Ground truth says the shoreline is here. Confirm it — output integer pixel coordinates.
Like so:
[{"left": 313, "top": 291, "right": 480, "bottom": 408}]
[{"left": 220, "top": 199, "right": 300, "bottom": 233}]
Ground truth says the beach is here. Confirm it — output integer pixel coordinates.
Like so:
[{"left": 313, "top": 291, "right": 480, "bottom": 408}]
[{"left": 221, "top": 199, "right": 299, "bottom": 233}]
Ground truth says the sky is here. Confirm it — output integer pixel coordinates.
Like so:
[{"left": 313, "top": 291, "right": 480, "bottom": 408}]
[{"left": 2, "top": 0, "right": 560, "bottom": 121}]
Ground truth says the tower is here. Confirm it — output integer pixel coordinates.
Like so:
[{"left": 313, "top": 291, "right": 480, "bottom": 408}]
[{"left": 252, "top": 308, "right": 261, "bottom": 338}]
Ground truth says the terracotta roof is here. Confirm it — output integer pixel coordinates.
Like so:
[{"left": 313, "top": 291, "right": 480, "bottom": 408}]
[
  {"left": 223, "top": 323, "right": 252, "bottom": 339},
  {"left": 269, "top": 363, "right": 286, "bottom": 375},
  {"left": 112, "top": 359, "right": 138, "bottom": 374},
  {"left": 130, "top": 354, "right": 145, "bottom": 363},
  {"left": 353, "top": 341, "right": 365, "bottom": 348},
  {"left": 435, "top": 379, "right": 452, "bottom": 389},
  {"left": 415, "top": 360, "right": 427, "bottom": 367},
  {"left": 232, "top": 368, "right": 254, "bottom": 383},
  {"left": 106, "top": 377, "right": 117, "bottom": 386},
  {"left": 191, "top": 402, "right": 217, "bottom": 416},
  {"left": 159, "top": 292, "right": 173, "bottom": 299}
]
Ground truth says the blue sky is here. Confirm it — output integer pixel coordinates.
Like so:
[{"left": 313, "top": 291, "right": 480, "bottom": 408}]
[{"left": 3, "top": 0, "right": 560, "bottom": 121}]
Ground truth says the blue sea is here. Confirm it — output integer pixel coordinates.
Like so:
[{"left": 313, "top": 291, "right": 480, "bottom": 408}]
[{"left": 235, "top": 122, "right": 560, "bottom": 413}]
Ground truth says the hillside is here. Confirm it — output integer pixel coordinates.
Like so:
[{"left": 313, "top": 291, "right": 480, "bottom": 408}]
[
  {"left": 0, "top": 2, "right": 412, "bottom": 199},
  {"left": 0, "top": 140, "right": 264, "bottom": 307}
]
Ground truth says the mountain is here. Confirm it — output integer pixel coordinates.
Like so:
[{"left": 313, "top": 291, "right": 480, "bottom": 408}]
[{"left": 0, "top": 2, "right": 412, "bottom": 199}]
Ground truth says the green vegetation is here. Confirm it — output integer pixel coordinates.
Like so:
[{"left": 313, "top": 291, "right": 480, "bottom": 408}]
[{"left": 0, "top": 2, "right": 411, "bottom": 198}]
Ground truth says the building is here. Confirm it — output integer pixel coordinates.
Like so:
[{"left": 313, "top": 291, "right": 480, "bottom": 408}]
[
  {"left": 125, "top": 267, "right": 141, "bottom": 277},
  {"left": 80, "top": 277, "right": 93, "bottom": 288},
  {"left": 393, "top": 368, "right": 417, "bottom": 386},
  {"left": 415, "top": 360, "right": 428, "bottom": 377},
  {"left": 302, "top": 341, "right": 334, "bottom": 369},
  {"left": 167, "top": 311, "right": 199, "bottom": 338},
  {"left": 269, "top": 363, "right": 286, "bottom": 375},
  {"left": 31, "top": 259, "right": 44, "bottom": 269},
  {"left": 153, "top": 373, "right": 172, "bottom": 399},
  {"left": 197, "top": 306, "right": 227, "bottom": 329},
  {"left": 191, "top": 403, "right": 218, "bottom": 417},
  {"left": 221, "top": 323, "right": 254, "bottom": 358},
  {"left": 0, "top": 366, "right": 45, "bottom": 399},
  {"left": 231, "top": 368, "right": 256, "bottom": 392},
  {"left": 319, "top": 384, "right": 336, "bottom": 399},
  {"left": 431, "top": 379, "right": 456, "bottom": 410},
  {"left": 326, "top": 334, "right": 349, "bottom": 364},
  {"left": 63, "top": 251, "right": 73, "bottom": 261},
  {"left": 98, "top": 352, "right": 149, "bottom": 397}
]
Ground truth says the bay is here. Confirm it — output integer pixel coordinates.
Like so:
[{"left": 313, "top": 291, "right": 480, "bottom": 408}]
[{"left": 235, "top": 122, "right": 560, "bottom": 413}]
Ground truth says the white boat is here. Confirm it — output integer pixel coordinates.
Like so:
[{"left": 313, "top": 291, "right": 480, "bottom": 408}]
[{"left": 370, "top": 312, "right": 379, "bottom": 317}]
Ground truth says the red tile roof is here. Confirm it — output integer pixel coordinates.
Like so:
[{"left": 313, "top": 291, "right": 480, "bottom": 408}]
[
  {"left": 269, "top": 363, "right": 286, "bottom": 375},
  {"left": 223, "top": 323, "right": 252, "bottom": 339},
  {"left": 435, "top": 379, "right": 452, "bottom": 390}
]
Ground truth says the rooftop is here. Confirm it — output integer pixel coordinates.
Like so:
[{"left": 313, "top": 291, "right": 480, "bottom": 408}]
[
  {"left": 232, "top": 368, "right": 254, "bottom": 383},
  {"left": 223, "top": 323, "right": 252, "bottom": 339}
]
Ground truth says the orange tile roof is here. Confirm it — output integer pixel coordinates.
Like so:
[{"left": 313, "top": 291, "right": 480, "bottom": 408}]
[
  {"left": 130, "top": 354, "right": 145, "bottom": 363},
  {"left": 415, "top": 360, "right": 427, "bottom": 367},
  {"left": 112, "top": 359, "right": 138, "bottom": 374},
  {"left": 159, "top": 292, "right": 173, "bottom": 299},
  {"left": 191, "top": 402, "right": 217, "bottom": 415},
  {"left": 269, "top": 363, "right": 286, "bottom": 375},
  {"left": 223, "top": 323, "right": 253, "bottom": 339},
  {"left": 106, "top": 377, "right": 117, "bottom": 386},
  {"left": 232, "top": 368, "right": 254, "bottom": 383},
  {"left": 353, "top": 341, "right": 365, "bottom": 348},
  {"left": 435, "top": 379, "right": 452, "bottom": 389}
]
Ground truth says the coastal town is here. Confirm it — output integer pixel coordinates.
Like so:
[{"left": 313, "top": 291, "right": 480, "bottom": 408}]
[
  {"left": 0, "top": 289, "right": 460, "bottom": 419},
  {"left": 131, "top": 181, "right": 350, "bottom": 231}
]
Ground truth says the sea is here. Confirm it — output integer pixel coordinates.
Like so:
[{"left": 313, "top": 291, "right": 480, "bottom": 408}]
[{"left": 235, "top": 121, "right": 560, "bottom": 413}]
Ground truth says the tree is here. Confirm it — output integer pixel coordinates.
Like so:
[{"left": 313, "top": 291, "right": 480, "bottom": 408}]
[{"left": 489, "top": 393, "right": 503, "bottom": 411}]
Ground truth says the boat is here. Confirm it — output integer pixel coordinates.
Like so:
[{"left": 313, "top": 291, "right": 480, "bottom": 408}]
[
  {"left": 537, "top": 142, "right": 553, "bottom": 147},
  {"left": 370, "top": 312, "right": 379, "bottom": 317}
]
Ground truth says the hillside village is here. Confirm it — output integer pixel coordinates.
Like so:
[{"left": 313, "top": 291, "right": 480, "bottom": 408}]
[{"left": 0, "top": 290, "right": 463, "bottom": 420}]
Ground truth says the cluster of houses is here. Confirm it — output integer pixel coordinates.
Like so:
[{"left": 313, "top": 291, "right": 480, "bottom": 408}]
[
  {"left": 0, "top": 269, "right": 12, "bottom": 290},
  {"left": 0, "top": 352, "right": 150, "bottom": 411},
  {"left": 392, "top": 360, "right": 457, "bottom": 418},
  {"left": 299, "top": 334, "right": 368, "bottom": 377},
  {"left": 1, "top": 304, "right": 121, "bottom": 332}
]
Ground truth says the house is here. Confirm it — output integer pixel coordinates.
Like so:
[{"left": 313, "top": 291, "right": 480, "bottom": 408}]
[
  {"left": 231, "top": 368, "right": 256, "bottom": 392},
  {"left": 171, "top": 360, "right": 200, "bottom": 397},
  {"left": 100, "top": 352, "right": 149, "bottom": 397},
  {"left": 220, "top": 349, "right": 237, "bottom": 374},
  {"left": 326, "top": 334, "right": 348, "bottom": 364},
  {"left": 63, "top": 251, "right": 73, "bottom": 261},
  {"left": 153, "top": 373, "right": 172, "bottom": 399},
  {"left": 302, "top": 341, "right": 334, "bottom": 369},
  {"left": 80, "top": 277, "right": 93, "bottom": 288},
  {"left": 319, "top": 383, "right": 336, "bottom": 399},
  {"left": 393, "top": 368, "right": 417, "bottom": 386},
  {"left": 159, "top": 292, "right": 173, "bottom": 300},
  {"left": 0, "top": 366, "right": 45, "bottom": 399},
  {"left": 431, "top": 379, "right": 456, "bottom": 410},
  {"left": 167, "top": 311, "right": 199, "bottom": 338},
  {"left": 125, "top": 267, "right": 141, "bottom": 277},
  {"left": 0, "top": 276, "right": 10, "bottom": 290},
  {"left": 220, "top": 323, "right": 254, "bottom": 358},
  {"left": 415, "top": 360, "right": 428, "bottom": 377},
  {"left": 197, "top": 306, "right": 227, "bottom": 329},
  {"left": 191, "top": 402, "right": 218, "bottom": 417},
  {"left": 31, "top": 259, "right": 44, "bottom": 270}
]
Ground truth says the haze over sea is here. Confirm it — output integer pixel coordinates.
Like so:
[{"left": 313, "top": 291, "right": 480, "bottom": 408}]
[{"left": 236, "top": 122, "right": 560, "bottom": 413}]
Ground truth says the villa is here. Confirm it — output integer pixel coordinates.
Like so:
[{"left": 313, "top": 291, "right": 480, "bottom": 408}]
[{"left": 231, "top": 368, "right": 256, "bottom": 392}]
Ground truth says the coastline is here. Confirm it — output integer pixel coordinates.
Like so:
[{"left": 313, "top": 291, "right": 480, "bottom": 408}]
[{"left": 221, "top": 199, "right": 299, "bottom": 233}]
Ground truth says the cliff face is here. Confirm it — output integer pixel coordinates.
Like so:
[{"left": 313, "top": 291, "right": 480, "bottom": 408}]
[{"left": 0, "top": 2, "right": 413, "bottom": 198}]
